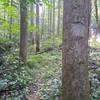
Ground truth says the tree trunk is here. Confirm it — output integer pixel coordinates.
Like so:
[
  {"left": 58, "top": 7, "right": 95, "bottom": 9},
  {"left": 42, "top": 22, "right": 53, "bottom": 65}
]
[
  {"left": 94, "top": 0, "right": 100, "bottom": 34},
  {"left": 9, "top": 0, "right": 13, "bottom": 39},
  {"left": 48, "top": 0, "right": 52, "bottom": 34},
  {"left": 57, "top": 0, "right": 61, "bottom": 35},
  {"left": 36, "top": 1, "right": 40, "bottom": 52},
  {"left": 30, "top": 3, "right": 35, "bottom": 44},
  {"left": 62, "top": 0, "right": 91, "bottom": 100},
  {"left": 19, "top": 0, "right": 28, "bottom": 63},
  {"left": 3, "top": 1, "right": 6, "bottom": 37},
  {"left": 94, "top": 0, "right": 98, "bottom": 25},
  {"left": 52, "top": 0, "right": 55, "bottom": 47},
  {"left": 41, "top": 6, "right": 45, "bottom": 35}
]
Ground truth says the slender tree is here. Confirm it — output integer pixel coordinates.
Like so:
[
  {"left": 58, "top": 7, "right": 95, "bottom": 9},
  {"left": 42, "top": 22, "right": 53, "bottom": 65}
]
[
  {"left": 52, "top": 0, "right": 55, "bottom": 46},
  {"left": 19, "top": 0, "right": 28, "bottom": 63},
  {"left": 62, "top": 0, "right": 91, "bottom": 100},
  {"left": 57, "top": 0, "right": 61, "bottom": 35},
  {"left": 48, "top": 6, "right": 50, "bottom": 33},
  {"left": 9, "top": 0, "right": 13, "bottom": 39},
  {"left": 41, "top": 5, "right": 45, "bottom": 35},
  {"left": 3, "top": 0, "right": 6, "bottom": 37},
  {"left": 48, "top": 0, "right": 52, "bottom": 34},
  {"left": 36, "top": 1, "right": 40, "bottom": 52},
  {"left": 94, "top": 0, "right": 98, "bottom": 25},
  {"left": 30, "top": 3, "right": 35, "bottom": 44}
]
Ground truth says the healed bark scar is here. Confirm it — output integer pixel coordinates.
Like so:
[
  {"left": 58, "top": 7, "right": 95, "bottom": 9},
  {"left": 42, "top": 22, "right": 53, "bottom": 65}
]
[{"left": 71, "top": 23, "right": 86, "bottom": 38}]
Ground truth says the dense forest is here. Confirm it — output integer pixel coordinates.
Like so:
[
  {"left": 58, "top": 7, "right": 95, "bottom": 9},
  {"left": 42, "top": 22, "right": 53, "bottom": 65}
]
[{"left": 0, "top": 0, "right": 100, "bottom": 100}]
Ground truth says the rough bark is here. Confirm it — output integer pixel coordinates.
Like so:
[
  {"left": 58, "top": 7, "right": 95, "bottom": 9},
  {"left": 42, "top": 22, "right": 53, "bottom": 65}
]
[
  {"left": 62, "top": 0, "right": 91, "bottom": 100},
  {"left": 19, "top": 0, "right": 28, "bottom": 63}
]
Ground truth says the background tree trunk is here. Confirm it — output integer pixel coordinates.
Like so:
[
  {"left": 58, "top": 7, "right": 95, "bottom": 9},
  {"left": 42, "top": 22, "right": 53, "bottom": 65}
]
[
  {"left": 48, "top": 0, "right": 52, "bottom": 34},
  {"left": 57, "top": 0, "right": 61, "bottom": 35},
  {"left": 30, "top": 3, "right": 35, "bottom": 44},
  {"left": 9, "top": 0, "right": 13, "bottom": 39},
  {"left": 62, "top": 0, "right": 91, "bottom": 100},
  {"left": 94, "top": 0, "right": 98, "bottom": 25},
  {"left": 52, "top": 0, "right": 55, "bottom": 47},
  {"left": 41, "top": 6, "right": 45, "bottom": 35},
  {"left": 36, "top": 1, "right": 40, "bottom": 52},
  {"left": 19, "top": 0, "right": 28, "bottom": 63}
]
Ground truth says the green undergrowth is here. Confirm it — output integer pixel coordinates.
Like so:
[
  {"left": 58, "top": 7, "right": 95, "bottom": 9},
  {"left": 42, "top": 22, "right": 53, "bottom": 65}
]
[
  {"left": 27, "top": 50, "right": 62, "bottom": 100},
  {"left": 27, "top": 45, "right": 100, "bottom": 100},
  {"left": 0, "top": 37, "right": 100, "bottom": 100},
  {"left": 28, "top": 35, "right": 62, "bottom": 54}
]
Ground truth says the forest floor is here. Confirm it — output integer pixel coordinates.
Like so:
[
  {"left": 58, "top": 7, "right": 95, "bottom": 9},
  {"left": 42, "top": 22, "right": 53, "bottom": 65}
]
[
  {"left": 25, "top": 39, "right": 100, "bottom": 100},
  {"left": 26, "top": 49, "right": 62, "bottom": 100},
  {"left": 0, "top": 38, "right": 100, "bottom": 100}
]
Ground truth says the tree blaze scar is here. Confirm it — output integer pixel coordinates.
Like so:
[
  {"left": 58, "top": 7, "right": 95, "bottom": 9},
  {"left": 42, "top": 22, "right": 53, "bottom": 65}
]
[{"left": 71, "top": 23, "right": 86, "bottom": 38}]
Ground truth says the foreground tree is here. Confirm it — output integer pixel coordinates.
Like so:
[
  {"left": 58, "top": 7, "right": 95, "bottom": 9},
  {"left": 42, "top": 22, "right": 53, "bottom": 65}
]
[
  {"left": 62, "top": 0, "right": 91, "bottom": 100},
  {"left": 19, "top": 0, "right": 28, "bottom": 63}
]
